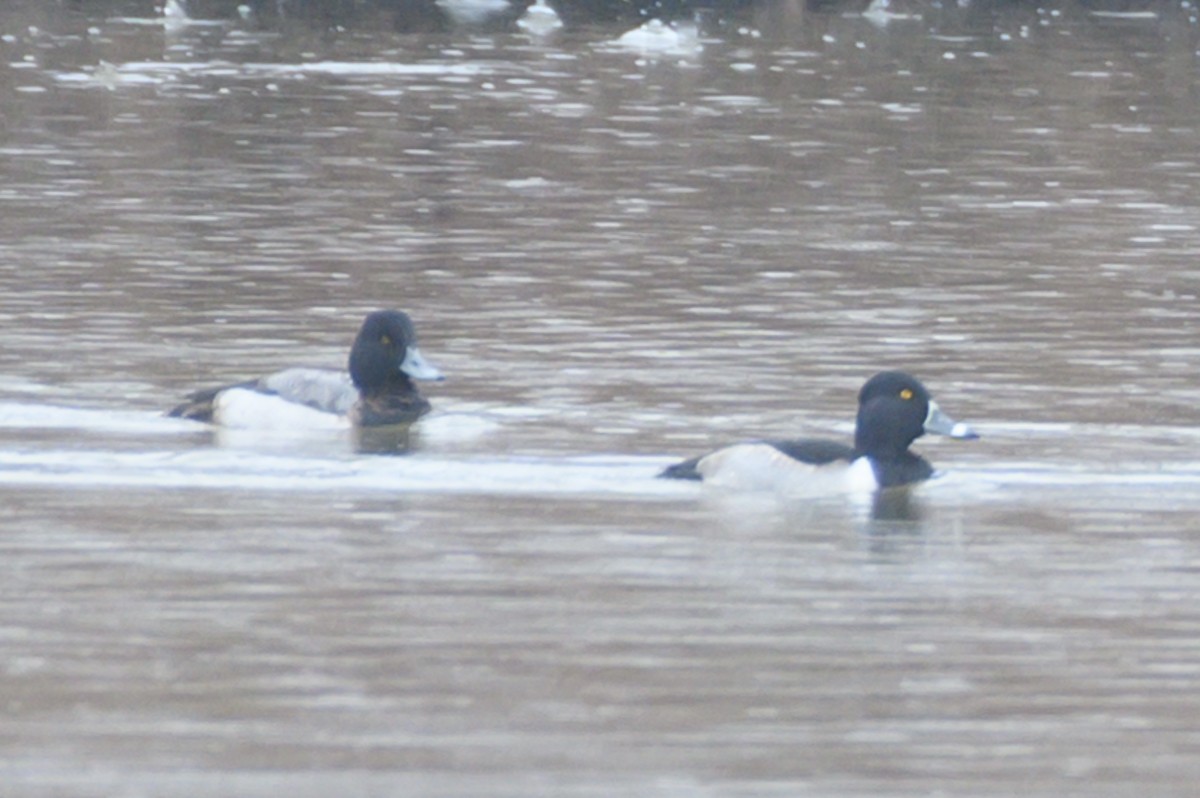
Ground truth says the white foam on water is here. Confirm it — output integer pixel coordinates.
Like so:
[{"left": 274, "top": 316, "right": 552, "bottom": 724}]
[
  {"left": 0, "top": 401, "right": 197, "bottom": 436},
  {"left": 2, "top": 404, "right": 1199, "bottom": 504},
  {"left": 610, "top": 20, "right": 702, "bottom": 58},
  {"left": 517, "top": 0, "right": 563, "bottom": 36},
  {"left": 436, "top": 0, "right": 511, "bottom": 25},
  {"left": 0, "top": 447, "right": 689, "bottom": 499},
  {"left": 54, "top": 59, "right": 495, "bottom": 88}
]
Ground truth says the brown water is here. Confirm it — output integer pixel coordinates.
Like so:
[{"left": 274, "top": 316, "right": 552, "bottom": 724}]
[{"left": 3, "top": 1, "right": 1200, "bottom": 795}]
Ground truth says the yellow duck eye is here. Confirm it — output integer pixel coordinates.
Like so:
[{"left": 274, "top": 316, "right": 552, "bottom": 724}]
[
  {"left": 381, "top": 334, "right": 393, "bottom": 346},
  {"left": 900, "top": 388, "right": 914, "bottom": 400}
]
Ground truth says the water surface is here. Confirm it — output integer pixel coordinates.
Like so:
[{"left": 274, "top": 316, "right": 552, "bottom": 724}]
[{"left": 2, "top": 2, "right": 1200, "bottom": 794}]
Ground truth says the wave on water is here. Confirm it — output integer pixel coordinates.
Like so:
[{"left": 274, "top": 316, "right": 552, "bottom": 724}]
[
  {"left": 3, "top": 402, "right": 1200, "bottom": 501},
  {"left": 53, "top": 59, "right": 498, "bottom": 89},
  {"left": 0, "top": 401, "right": 198, "bottom": 436},
  {"left": 0, "top": 447, "right": 687, "bottom": 498},
  {"left": 607, "top": 19, "right": 702, "bottom": 58}
]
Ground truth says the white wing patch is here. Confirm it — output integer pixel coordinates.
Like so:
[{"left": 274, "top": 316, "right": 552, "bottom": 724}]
[{"left": 696, "top": 443, "right": 878, "bottom": 496}]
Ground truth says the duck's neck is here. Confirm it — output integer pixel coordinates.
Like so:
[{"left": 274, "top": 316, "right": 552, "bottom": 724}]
[
  {"left": 358, "top": 371, "right": 420, "bottom": 402},
  {"left": 854, "top": 431, "right": 911, "bottom": 463},
  {"left": 854, "top": 402, "right": 922, "bottom": 463},
  {"left": 862, "top": 450, "right": 934, "bottom": 488},
  {"left": 354, "top": 377, "right": 431, "bottom": 427}
]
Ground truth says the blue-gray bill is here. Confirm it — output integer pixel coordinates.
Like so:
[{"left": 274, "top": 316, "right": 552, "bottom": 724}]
[
  {"left": 924, "top": 401, "right": 978, "bottom": 439},
  {"left": 401, "top": 346, "right": 444, "bottom": 381}
]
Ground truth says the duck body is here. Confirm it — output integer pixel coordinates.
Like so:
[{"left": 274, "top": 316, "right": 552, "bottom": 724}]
[
  {"left": 169, "top": 310, "right": 442, "bottom": 429},
  {"left": 660, "top": 371, "right": 976, "bottom": 493}
]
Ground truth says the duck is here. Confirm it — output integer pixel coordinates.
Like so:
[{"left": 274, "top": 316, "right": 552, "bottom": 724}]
[
  {"left": 168, "top": 310, "right": 443, "bottom": 429},
  {"left": 659, "top": 371, "right": 977, "bottom": 492}
]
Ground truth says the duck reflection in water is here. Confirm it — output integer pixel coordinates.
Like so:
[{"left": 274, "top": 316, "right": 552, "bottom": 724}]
[
  {"left": 353, "top": 424, "right": 416, "bottom": 455},
  {"left": 870, "top": 487, "right": 924, "bottom": 523},
  {"left": 859, "top": 488, "right": 941, "bottom": 561}
]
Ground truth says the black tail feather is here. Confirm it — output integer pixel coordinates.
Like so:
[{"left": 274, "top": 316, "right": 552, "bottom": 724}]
[
  {"left": 167, "top": 380, "right": 256, "bottom": 422},
  {"left": 658, "top": 457, "right": 703, "bottom": 480}
]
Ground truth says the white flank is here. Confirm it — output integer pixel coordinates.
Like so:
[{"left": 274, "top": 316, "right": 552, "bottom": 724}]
[
  {"left": 214, "top": 388, "right": 351, "bottom": 431},
  {"left": 696, "top": 444, "right": 881, "bottom": 497}
]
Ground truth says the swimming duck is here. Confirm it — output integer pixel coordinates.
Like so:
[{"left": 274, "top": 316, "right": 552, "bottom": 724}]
[
  {"left": 169, "top": 310, "right": 443, "bottom": 429},
  {"left": 660, "top": 371, "right": 977, "bottom": 492}
]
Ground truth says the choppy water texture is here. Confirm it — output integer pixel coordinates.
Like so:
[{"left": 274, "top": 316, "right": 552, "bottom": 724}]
[{"left": 3, "top": 1, "right": 1200, "bottom": 795}]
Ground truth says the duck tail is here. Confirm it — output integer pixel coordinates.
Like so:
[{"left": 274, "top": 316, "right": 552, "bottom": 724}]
[
  {"left": 658, "top": 457, "right": 703, "bottom": 480},
  {"left": 167, "top": 380, "right": 256, "bottom": 422},
  {"left": 167, "top": 391, "right": 218, "bottom": 422}
]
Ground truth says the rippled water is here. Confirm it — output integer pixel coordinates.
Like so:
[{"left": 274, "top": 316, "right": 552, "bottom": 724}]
[{"left": 3, "top": 2, "right": 1200, "bottom": 795}]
